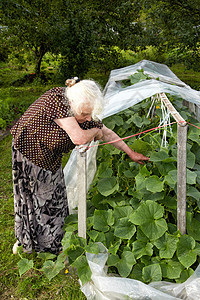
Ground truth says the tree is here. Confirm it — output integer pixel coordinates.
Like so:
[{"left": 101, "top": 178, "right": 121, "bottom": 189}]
[
  {"left": 143, "top": 0, "right": 200, "bottom": 69},
  {"left": 1, "top": 0, "right": 146, "bottom": 76},
  {"left": 1, "top": 0, "right": 67, "bottom": 74}
]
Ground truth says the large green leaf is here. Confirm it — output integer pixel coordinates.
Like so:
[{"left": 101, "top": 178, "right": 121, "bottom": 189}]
[
  {"left": 112, "top": 115, "right": 124, "bottom": 126},
  {"left": 145, "top": 176, "right": 164, "bottom": 193},
  {"left": 114, "top": 217, "right": 136, "bottom": 239},
  {"left": 130, "top": 200, "right": 164, "bottom": 225},
  {"left": 113, "top": 206, "right": 134, "bottom": 219},
  {"left": 159, "top": 196, "right": 177, "bottom": 210},
  {"left": 164, "top": 172, "right": 176, "bottom": 188},
  {"left": 135, "top": 173, "right": 146, "bottom": 190},
  {"left": 140, "top": 165, "right": 151, "bottom": 176},
  {"left": 128, "top": 113, "right": 143, "bottom": 127},
  {"left": 130, "top": 140, "right": 152, "bottom": 155},
  {"left": 98, "top": 167, "right": 113, "bottom": 178},
  {"left": 136, "top": 227, "right": 149, "bottom": 242},
  {"left": 93, "top": 209, "right": 114, "bottom": 232},
  {"left": 156, "top": 162, "right": 176, "bottom": 176},
  {"left": 130, "top": 263, "right": 144, "bottom": 281},
  {"left": 87, "top": 230, "right": 99, "bottom": 241},
  {"left": 177, "top": 235, "right": 197, "bottom": 268},
  {"left": 41, "top": 260, "right": 65, "bottom": 281},
  {"left": 108, "top": 240, "right": 122, "bottom": 255},
  {"left": 62, "top": 232, "right": 73, "bottom": 251},
  {"left": 150, "top": 150, "right": 170, "bottom": 162},
  {"left": 93, "top": 232, "right": 106, "bottom": 244},
  {"left": 85, "top": 243, "right": 100, "bottom": 254},
  {"left": 105, "top": 231, "right": 115, "bottom": 249},
  {"left": 73, "top": 255, "right": 92, "bottom": 285},
  {"left": 142, "top": 264, "right": 162, "bottom": 283},
  {"left": 124, "top": 170, "right": 134, "bottom": 178},
  {"left": 176, "top": 268, "right": 194, "bottom": 283},
  {"left": 187, "top": 186, "right": 200, "bottom": 202},
  {"left": 17, "top": 258, "right": 34, "bottom": 276},
  {"left": 161, "top": 260, "right": 184, "bottom": 279},
  {"left": 132, "top": 240, "right": 153, "bottom": 259},
  {"left": 97, "top": 177, "right": 119, "bottom": 196},
  {"left": 103, "top": 118, "right": 116, "bottom": 130},
  {"left": 117, "top": 250, "right": 136, "bottom": 277},
  {"left": 107, "top": 254, "right": 120, "bottom": 267},
  {"left": 67, "top": 245, "right": 85, "bottom": 264},
  {"left": 166, "top": 170, "right": 177, "bottom": 184},
  {"left": 37, "top": 252, "right": 57, "bottom": 260},
  {"left": 130, "top": 71, "right": 149, "bottom": 85},
  {"left": 130, "top": 201, "right": 167, "bottom": 240},
  {"left": 186, "top": 169, "right": 197, "bottom": 185},
  {"left": 186, "top": 149, "right": 196, "bottom": 169},
  {"left": 142, "top": 219, "right": 168, "bottom": 240},
  {"left": 97, "top": 162, "right": 113, "bottom": 178},
  {"left": 154, "top": 233, "right": 178, "bottom": 259},
  {"left": 187, "top": 216, "right": 200, "bottom": 241}
]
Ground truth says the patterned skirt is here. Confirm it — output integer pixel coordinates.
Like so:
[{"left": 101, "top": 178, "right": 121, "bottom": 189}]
[{"left": 12, "top": 144, "right": 69, "bottom": 254}]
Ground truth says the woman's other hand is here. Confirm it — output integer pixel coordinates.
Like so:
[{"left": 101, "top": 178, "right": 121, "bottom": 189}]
[{"left": 127, "top": 150, "right": 149, "bottom": 165}]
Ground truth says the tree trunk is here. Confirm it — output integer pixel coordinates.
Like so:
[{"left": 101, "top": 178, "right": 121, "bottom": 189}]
[{"left": 34, "top": 44, "right": 47, "bottom": 75}]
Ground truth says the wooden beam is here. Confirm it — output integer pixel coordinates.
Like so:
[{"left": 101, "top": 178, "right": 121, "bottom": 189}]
[
  {"left": 77, "top": 149, "right": 87, "bottom": 239},
  {"left": 159, "top": 93, "right": 187, "bottom": 234},
  {"left": 177, "top": 124, "right": 187, "bottom": 234},
  {"left": 159, "top": 93, "right": 186, "bottom": 125}
]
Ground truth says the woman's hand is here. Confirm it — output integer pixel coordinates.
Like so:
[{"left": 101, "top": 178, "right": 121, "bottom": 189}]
[
  {"left": 101, "top": 125, "right": 149, "bottom": 164},
  {"left": 127, "top": 150, "right": 149, "bottom": 165}
]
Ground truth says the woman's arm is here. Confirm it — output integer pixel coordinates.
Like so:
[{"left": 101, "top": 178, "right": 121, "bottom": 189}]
[
  {"left": 101, "top": 125, "right": 149, "bottom": 164},
  {"left": 54, "top": 117, "right": 103, "bottom": 145}
]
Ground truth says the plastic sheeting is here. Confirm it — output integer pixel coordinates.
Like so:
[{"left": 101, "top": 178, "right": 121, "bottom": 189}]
[
  {"left": 102, "top": 60, "right": 200, "bottom": 119},
  {"left": 81, "top": 243, "right": 200, "bottom": 300},
  {"left": 64, "top": 141, "right": 98, "bottom": 214},
  {"left": 64, "top": 59, "right": 200, "bottom": 212}
]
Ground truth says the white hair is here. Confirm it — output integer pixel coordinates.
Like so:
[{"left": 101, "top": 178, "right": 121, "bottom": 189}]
[{"left": 65, "top": 79, "right": 103, "bottom": 120}]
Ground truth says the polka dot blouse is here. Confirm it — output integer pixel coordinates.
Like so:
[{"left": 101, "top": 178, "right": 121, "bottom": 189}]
[{"left": 11, "top": 87, "right": 103, "bottom": 173}]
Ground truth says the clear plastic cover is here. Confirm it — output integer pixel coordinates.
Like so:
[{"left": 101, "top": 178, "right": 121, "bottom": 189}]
[
  {"left": 102, "top": 60, "right": 200, "bottom": 119},
  {"left": 81, "top": 243, "right": 200, "bottom": 300}
]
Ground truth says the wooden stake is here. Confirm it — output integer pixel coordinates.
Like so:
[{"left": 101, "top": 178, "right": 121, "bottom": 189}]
[
  {"left": 177, "top": 124, "right": 187, "bottom": 234},
  {"left": 77, "top": 149, "right": 87, "bottom": 239},
  {"left": 159, "top": 93, "right": 187, "bottom": 234}
]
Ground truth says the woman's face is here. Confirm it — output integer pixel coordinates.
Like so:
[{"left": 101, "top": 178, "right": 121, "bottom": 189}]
[{"left": 74, "top": 103, "right": 93, "bottom": 123}]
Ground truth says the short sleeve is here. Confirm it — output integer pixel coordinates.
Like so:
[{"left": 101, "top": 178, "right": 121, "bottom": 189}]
[{"left": 44, "top": 87, "right": 73, "bottom": 120}]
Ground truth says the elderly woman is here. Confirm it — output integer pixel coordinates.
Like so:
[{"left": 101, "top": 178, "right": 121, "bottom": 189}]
[{"left": 11, "top": 78, "right": 149, "bottom": 255}]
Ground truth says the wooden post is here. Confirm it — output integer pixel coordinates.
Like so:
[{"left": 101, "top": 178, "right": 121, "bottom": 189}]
[
  {"left": 177, "top": 123, "right": 187, "bottom": 234},
  {"left": 159, "top": 93, "right": 187, "bottom": 234},
  {"left": 77, "top": 148, "right": 87, "bottom": 239}
]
